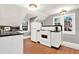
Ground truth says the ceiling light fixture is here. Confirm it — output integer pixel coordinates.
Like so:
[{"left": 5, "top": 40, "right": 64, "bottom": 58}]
[
  {"left": 28, "top": 4, "right": 38, "bottom": 11},
  {"left": 60, "top": 9, "right": 67, "bottom": 15},
  {"left": 29, "top": 4, "right": 37, "bottom": 8}
]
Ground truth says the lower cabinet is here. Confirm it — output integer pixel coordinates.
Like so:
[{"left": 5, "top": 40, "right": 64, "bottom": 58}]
[
  {"left": 31, "top": 30, "right": 37, "bottom": 42},
  {"left": 51, "top": 32, "right": 61, "bottom": 48},
  {"left": 0, "top": 35, "right": 23, "bottom": 54}
]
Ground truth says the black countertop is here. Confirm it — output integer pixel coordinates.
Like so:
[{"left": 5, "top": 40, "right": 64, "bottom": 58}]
[
  {"left": 37, "top": 30, "right": 61, "bottom": 32},
  {"left": 0, "top": 31, "right": 24, "bottom": 37}
]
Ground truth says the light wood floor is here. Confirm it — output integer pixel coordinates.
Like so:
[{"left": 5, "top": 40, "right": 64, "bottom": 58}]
[{"left": 23, "top": 38, "right": 79, "bottom": 54}]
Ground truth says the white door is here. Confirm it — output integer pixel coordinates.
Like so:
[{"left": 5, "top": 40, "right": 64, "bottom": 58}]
[
  {"left": 51, "top": 32, "right": 61, "bottom": 48},
  {"left": 31, "top": 29, "right": 37, "bottom": 42}
]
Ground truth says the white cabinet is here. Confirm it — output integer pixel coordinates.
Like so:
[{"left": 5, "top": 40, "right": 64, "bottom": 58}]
[
  {"left": 0, "top": 35, "right": 23, "bottom": 54},
  {"left": 51, "top": 32, "right": 61, "bottom": 48},
  {"left": 36, "top": 30, "right": 40, "bottom": 42},
  {"left": 31, "top": 30, "right": 37, "bottom": 42}
]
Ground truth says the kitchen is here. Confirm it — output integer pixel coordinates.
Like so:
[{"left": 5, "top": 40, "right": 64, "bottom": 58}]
[{"left": 0, "top": 4, "right": 79, "bottom": 54}]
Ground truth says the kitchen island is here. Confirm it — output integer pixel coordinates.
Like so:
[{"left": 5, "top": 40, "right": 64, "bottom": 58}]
[
  {"left": 0, "top": 31, "right": 24, "bottom": 54},
  {"left": 36, "top": 25, "right": 62, "bottom": 48}
]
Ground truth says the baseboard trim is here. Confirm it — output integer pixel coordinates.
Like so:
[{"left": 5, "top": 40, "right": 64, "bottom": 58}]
[
  {"left": 23, "top": 36, "right": 31, "bottom": 39},
  {"left": 62, "top": 41, "right": 79, "bottom": 50}
]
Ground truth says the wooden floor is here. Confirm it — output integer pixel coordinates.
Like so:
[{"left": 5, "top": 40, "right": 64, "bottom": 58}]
[{"left": 23, "top": 38, "right": 79, "bottom": 54}]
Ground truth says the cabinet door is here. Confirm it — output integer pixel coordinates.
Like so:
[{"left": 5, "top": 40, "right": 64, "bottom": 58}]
[
  {"left": 0, "top": 35, "right": 23, "bottom": 54},
  {"left": 51, "top": 32, "right": 61, "bottom": 42},
  {"left": 31, "top": 30, "right": 37, "bottom": 42},
  {"left": 36, "top": 31, "right": 40, "bottom": 42},
  {"left": 51, "top": 32, "right": 61, "bottom": 48}
]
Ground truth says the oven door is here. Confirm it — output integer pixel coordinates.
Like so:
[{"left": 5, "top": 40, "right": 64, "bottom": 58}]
[{"left": 40, "top": 31, "right": 51, "bottom": 42}]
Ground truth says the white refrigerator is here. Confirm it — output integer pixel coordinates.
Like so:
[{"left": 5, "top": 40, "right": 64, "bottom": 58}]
[{"left": 31, "top": 22, "right": 42, "bottom": 42}]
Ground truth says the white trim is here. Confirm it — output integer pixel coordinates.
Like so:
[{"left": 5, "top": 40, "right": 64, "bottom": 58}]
[
  {"left": 52, "top": 16, "right": 63, "bottom": 26},
  {"left": 62, "top": 41, "right": 79, "bottom": 50},
  {"left": 23, "top": 36, "right": 31, "bottom": 39},
  {"left": 63, "top": 13, "right": 76, "bottom": 35}
]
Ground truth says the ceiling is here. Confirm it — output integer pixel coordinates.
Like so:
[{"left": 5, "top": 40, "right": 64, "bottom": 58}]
[
  {"left": 0, "top": 4, "right": 27, "bottom": 26},
  {"left": 21, "top": 4, "right": 79, "bottom": 16}
]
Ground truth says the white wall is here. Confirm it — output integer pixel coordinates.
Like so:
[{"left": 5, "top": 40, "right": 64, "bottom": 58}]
[
  {"left": 0, "top": 4, "right": 27, "bottom": 26},
  {"left": 27, "top": 10, "right": 47, "bottom": 21}
]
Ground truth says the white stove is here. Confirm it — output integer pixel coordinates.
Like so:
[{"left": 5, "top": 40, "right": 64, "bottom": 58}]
[
  {"left": 31, "top": 23, "right": 62, "bottom": 48},
  {"left": 38, "top": 26, "right": 62, "bottom": 48},
  {"left": 39, "top": 30, "right": 51, "bottom": 47}
]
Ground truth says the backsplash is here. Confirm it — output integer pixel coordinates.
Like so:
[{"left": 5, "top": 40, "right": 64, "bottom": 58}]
[
  {"left": 0, "top": 26, "right": 20, "bottom": 33},
  {"left": 0, "top": 26, "right": 5, "bottom": 33}
]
